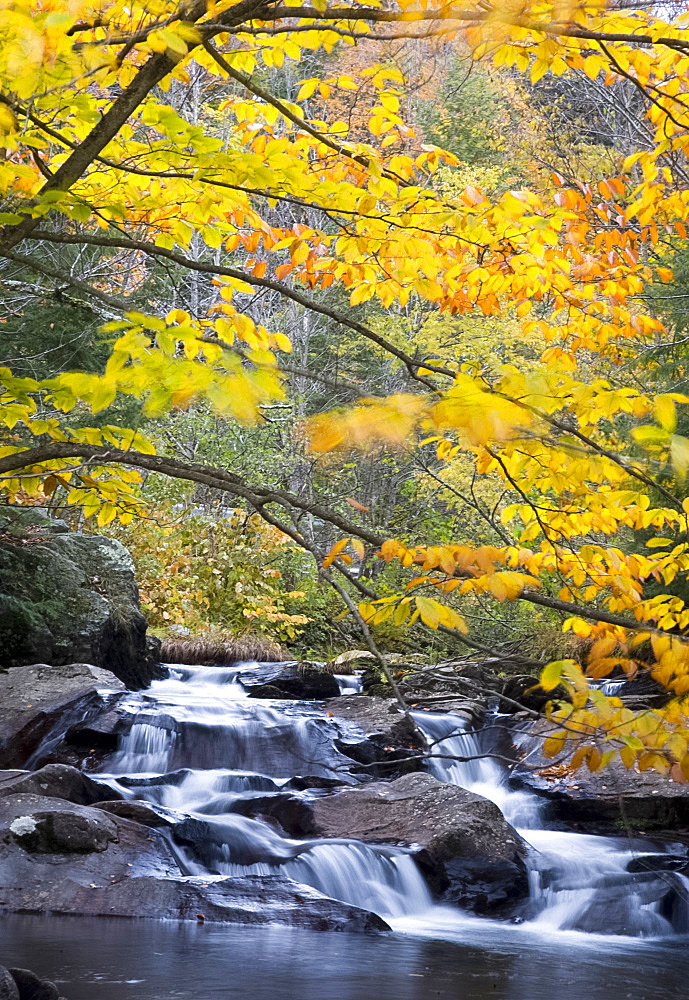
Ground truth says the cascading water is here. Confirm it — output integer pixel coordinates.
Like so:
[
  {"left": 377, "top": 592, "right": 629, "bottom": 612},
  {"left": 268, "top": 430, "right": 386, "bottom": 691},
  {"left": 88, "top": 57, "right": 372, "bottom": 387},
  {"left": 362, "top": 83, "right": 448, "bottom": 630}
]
[
  {"left": 103, "top": 664, "right": 431, "bottom": 922},
  {"left": 96, "top": 662, "right": 689, "bottom": 944},
  {"left": 413, "top": 710, "right": 689, "bottom": 938}
]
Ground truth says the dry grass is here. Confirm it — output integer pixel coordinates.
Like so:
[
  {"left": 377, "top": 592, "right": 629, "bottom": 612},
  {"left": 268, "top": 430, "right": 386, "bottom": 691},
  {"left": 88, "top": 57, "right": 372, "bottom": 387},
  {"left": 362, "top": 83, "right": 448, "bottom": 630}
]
[{"left": 160, "top": 634, "right": 285, "bottom": 665}]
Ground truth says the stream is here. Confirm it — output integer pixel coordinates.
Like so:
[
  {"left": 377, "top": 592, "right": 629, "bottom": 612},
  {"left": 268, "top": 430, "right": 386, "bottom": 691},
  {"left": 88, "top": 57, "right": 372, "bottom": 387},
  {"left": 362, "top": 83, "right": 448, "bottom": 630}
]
[{"left": 3, "top": 661, "right": 689, "bottom": 998}]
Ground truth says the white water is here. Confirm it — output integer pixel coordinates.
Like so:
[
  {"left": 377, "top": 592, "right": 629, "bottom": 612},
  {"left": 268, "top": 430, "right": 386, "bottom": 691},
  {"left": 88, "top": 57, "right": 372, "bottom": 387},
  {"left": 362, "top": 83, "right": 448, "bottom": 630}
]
[
  {"left": 413, "top": 711, "right": 689, "bottom": 938},
  {"left": 98, "top": 664, "right": 689, "bottom": 943}
]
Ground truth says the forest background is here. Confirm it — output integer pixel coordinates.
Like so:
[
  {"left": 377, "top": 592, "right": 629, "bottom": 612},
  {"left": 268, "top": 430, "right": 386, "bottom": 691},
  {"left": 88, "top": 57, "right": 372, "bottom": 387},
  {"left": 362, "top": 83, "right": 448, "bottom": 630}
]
[{"left": 4, "top": 0, "right": 689, "bottom": 777}]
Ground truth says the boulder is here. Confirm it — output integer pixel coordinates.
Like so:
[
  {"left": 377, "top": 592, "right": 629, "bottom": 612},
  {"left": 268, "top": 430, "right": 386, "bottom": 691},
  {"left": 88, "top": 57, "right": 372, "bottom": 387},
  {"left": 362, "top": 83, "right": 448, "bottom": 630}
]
[
  {"left": 0, "top": 967, "right": 19, "bottom": 1000},
  {"left": 4, "top": 796, "right": 118, "bottom": 854},
  {"left": 510, "top": 719, "right": 689, "bottom": 834},
  {"left": 327, "top": 696, "right": 425, "bottom": 778},
  {"left": 0, "top": 663, "right": 125, "bottom": 769},
  {"left": 93, "top": 800, "right": 171, "bottom": 828},
  {"left": 309, "top": 771, "right": 529, "bottom": 914},
  {"left": 6, "top": 970, "right": 59, "bottom": 1000},
  {"left": 0, "top": 792, "right": 387, "bottom": 934},
  {"left": 0, "top": 511, "right": 163, "bottom": 688},
  {"left": 0, "top": 873, "right": 387, "bottom": 933},
  {"left": 238, "top": 663, "right": 339, "bottom": 700},
  {"left": 0, "top": 765, "right": 119, "bottom": 807},
  {"left": 0, "top": 792, "right": 181, "bottom": 889}
]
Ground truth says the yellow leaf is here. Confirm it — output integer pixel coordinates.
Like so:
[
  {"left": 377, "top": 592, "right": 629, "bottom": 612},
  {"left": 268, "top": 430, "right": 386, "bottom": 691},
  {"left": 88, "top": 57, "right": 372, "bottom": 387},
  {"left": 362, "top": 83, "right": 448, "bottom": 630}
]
[
  {"left": 655, "top": 395, "right": 676, "bottom": 432},
  {"left": 543, "top": 733, "right": 567, "bottom": 758},
  {"left": 415, "top": 596, "right": 440, "bottom": 629},
  {"left": 323, "top": 538, "right": 350, "bottom": 569}
]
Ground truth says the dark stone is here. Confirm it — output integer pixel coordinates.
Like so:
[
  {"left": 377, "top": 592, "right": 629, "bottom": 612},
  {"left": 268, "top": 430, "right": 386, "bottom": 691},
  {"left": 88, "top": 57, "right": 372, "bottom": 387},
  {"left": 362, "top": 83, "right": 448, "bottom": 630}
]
[
  {"left": 0, "top": 792, "right": 182, "bottom": 909},
  {"left": 0, "top": 511, "right": 163, "bottom": 689},
  {"left": 9, "top": 804, "right": 118, "bottom": 855},
  {"left": 63, "top": 709, "right": 129, "bottom": 752},
  {"left": 0, "top": 967, "right": 19, "bottom": 1000},
  {"left": 0, "top": 662, "right": 125, "bottom": 769},
  {"left": 627, "top": 854, "right": 689, "bottom": 875},
  {"left": 238, "top": 663, "right": 340, "bottom": 700},
  {"left": 283, "top": 776, "right": 346, "bottom": 791},
  {"left": 173, "top": 816, "right": 300, "bottom": 867},
  {"left": 434, "top": 857, "right": 529, "bottom": 915},
  {"left": 501, "top": 675, "right": 552, "bottom": 713},
  {"left": 0, "top": 873, "right": 388, "bottom": 933},
  {"left": 328, "top": 696, "right": 425, "bottom": 778},
  {"left": 118, "top": 769, "right": 200, "bottom": 790},
  {"left": 7, "top": 969, "right": 58, "bottom": 1000},
  {"left": 509, "top": 719, "right": 689, "bottom": 834},
  {"left": 0, "top": 765, "right": 120, "bottom": 807},
  {"left": 309, "top": 771, "right": 528, "bottom": 915},
  {"left": 93, "top": 800, "right": 171, "bottom": 828},
  {"left": 226, "top": 792, "right": 315, "bottom": 837}
]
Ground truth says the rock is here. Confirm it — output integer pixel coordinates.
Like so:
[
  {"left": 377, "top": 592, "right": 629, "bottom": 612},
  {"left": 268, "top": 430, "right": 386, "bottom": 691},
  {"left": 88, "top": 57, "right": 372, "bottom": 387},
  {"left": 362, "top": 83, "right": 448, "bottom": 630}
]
[
  {"left": 42, "top": 707, "right": 136, "bottom": 771},
  {"left": 510, "top": 719, "right": 689, "bottom": 833},
  {"left": 0, "top": 765, "right": 119, "bottom": 807},
  {"left": 627, "top": 854, "right": 689, "bottom": 875},
  {"left": 7, "top": 969, "right": 58, "bottom": 1000},
  {"left": 0, "top": 511, "right": 163, "bottom": 688},
  {"left": 0, "top": 967, "right": 19, "bottom": 1000},
  {"left": 501, "top": 675, "right": 552, "bottom": 713},
  {"left": 0, "top": 792, "right": 180, "bottom": 886},
  {"left": 0, "top": 662, "right": 125, "bottom": 769},
  {"left": 327, "top": 696, "right": 425, "bottom": 778},
  {"left": 4, "top": 796, "right": 119, "bottom": 854},
  {"left": 283, "top": 775, "right": 346, "bottom": 791},
  {"left": 93, "top": 800, "right": 171, "bottom": 828},
  {"left": 0, "top": 792, "right": 386, "bottom": 933},
  {"left": 0, "top": 873, "right": 388, "bottom": 933},
  {"left": 309, "top": 771, "right": 529, "bottom": 914},
  {"left": 223, "top": 792, "right": 315, "bottom": 837},
  {"left": 238, "top": 663, "right": 339, "bottom": 700}
]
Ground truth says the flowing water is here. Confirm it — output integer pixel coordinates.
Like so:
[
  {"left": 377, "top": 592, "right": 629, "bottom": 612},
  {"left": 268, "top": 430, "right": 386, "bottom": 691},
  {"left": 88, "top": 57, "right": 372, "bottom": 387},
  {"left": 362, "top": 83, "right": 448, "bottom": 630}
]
[
  {"left": 414, "top": 711, "right": 689, "bottom": 939},
  {"left": 3, "top": 661, "right": 689, "bottom": 998}
]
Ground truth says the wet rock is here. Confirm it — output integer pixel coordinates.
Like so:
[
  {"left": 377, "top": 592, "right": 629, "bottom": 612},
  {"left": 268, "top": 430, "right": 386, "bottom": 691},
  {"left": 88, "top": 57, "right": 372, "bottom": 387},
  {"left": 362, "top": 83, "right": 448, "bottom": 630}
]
[
  {"left": 283, "top": 776, "right": 346, "bottom": 791},
  {"left": 309, "top": 771, "right": 529, "bottom": 914},
  {"left": 0, "top": 512, "right": 163, "bottom": 689},
  {"left": 0, "top": 873, "right": 388, "bottom": 933},
  {"left": 226, "top": 792, "right": 315, "bottom": 837},
  {"left": 627, "top": 854, "right": 689, "bottom": 875},
  {"left": 3, "top": 796, "right": 119, "bottom": 854},
  {"left": 501, "top": 675, "right": 552, "bottom": 713},
  {"left": 0, "top": 765, "right": 119, "bottom": 807},
  {"left": 510, "top": 719, "right": 689, "bottom": 833},
  {"left": 42, "top": 706, "right": 135, "bottom": 770},
  {"left": 63, "top": 709, "right": 130, "bottom": 753},
  {"left": 93, "top": 800, "right": 172, "bottom": 828},
  {"left": 328, "top": 696, "right": 425, "bottom": 778},
  {"left": 238, "top": 664, "right": 339, "bottom": 700},
  {"left": 7, "top": 969, "right": 59, "bottom": 1000},
  {"left": 173, "top": 815, "right": 300, "bottom": 867},
  {"left": 0, "top": 792, "right": 181, "bottom": 897},
  {"left": 399, "top": 660, "right": 495, "bottom": 697},
  {"left": 0, "top": 966, "right": 19, "bottom": 1000},
  {"left": 0, "top": 662, "right": 125, "bottom": 769}
]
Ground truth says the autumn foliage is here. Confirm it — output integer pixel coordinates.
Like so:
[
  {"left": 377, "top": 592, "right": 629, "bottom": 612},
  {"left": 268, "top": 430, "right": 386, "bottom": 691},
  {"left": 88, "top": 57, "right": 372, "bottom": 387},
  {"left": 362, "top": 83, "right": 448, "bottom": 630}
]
[{"left": 4, "top": 1, "right": 689, "bottom": 778}]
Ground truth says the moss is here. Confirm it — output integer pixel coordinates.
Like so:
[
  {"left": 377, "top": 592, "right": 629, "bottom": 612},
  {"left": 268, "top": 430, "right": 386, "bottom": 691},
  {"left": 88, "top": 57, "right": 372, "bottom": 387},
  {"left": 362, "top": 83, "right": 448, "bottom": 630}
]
[
  {"left": 0, "top": 594, "right": 47, "bottom": 662},
  {"left": 0, "top": 512, "right": 158, "bottom": 687}
]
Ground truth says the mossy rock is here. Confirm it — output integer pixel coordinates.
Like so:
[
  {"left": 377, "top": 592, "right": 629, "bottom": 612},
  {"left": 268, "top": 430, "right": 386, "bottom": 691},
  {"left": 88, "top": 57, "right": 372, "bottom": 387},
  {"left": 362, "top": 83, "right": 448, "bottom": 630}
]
[{"left": 0, "top": 509, "right": 162, "bottom": 688}]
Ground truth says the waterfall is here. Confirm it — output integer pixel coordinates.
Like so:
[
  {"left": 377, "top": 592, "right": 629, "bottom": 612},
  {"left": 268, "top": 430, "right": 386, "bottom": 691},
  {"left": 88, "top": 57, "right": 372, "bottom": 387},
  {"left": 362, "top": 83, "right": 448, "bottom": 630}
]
[
  {"left": 412, "top": 710, "right": 689, "bottom": 937},
  {"left": 106, "top": 664, "right": 428, "bottom": 923},
  {"left": 97, "top": 663, "right": 689, "bottom": 939}
]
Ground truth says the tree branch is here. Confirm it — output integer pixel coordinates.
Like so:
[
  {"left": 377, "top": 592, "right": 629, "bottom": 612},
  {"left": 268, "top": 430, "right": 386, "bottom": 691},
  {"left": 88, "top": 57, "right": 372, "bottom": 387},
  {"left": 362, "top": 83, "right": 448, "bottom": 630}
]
[{"left": 0, "top": 442, "right": 678, "bottom": 637}]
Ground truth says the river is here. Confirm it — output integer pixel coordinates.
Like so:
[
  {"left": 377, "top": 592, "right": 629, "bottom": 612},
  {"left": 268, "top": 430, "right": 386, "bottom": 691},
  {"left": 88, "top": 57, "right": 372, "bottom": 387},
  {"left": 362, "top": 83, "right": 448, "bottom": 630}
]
[{"left": 2, "top": 661, "right": 688, "bottom": 998}]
